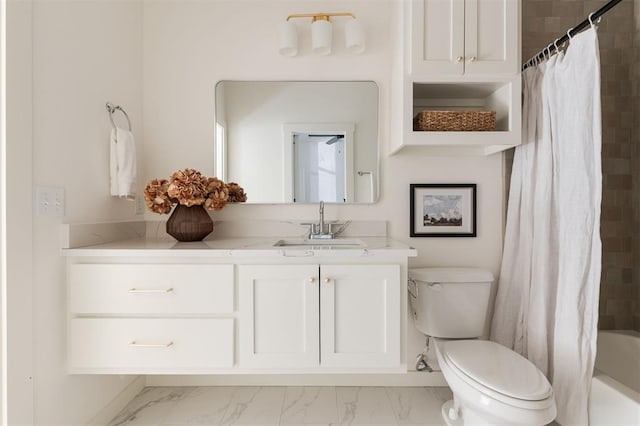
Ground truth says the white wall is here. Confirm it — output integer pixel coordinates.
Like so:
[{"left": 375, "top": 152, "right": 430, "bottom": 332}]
[
  {"left": 29, "top": 1, "right": 144, "bottom": 423},
  {"left": 6, "top": 1, "right": 34, "bottom": 423},
  {"left": 142, "top": 0, "right": 504, "bottom": 271}
]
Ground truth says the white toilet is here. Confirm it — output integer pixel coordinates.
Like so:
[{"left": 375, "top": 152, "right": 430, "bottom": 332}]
[{"left": 409, "top": 267, "right": 557, "bottom": 426}]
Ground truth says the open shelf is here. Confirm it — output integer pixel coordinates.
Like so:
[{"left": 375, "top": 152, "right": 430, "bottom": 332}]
[{"left": 392, "top": 78, "right": 521, "bottom": 156}]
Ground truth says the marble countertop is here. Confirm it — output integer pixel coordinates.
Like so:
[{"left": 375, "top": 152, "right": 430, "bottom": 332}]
[{"left": 62, "top": 236, "right": 417, "bottom": 258}]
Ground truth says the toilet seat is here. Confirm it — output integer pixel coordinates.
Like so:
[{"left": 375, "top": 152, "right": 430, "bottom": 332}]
[{"left": 438, "top": 340, "right": 554, "bottom": 410}]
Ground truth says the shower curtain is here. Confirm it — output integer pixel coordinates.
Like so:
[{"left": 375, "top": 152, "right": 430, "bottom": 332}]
[{"left": 491, "top": 27, "right": 602, "bottom": 426}]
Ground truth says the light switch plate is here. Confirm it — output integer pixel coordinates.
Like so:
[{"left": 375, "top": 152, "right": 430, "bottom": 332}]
[{"left": 35, "top": 186, "right": 65, "bottom": 217}]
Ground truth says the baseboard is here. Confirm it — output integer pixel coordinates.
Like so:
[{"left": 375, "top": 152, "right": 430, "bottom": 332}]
[
  {"left": 85, "top": 376, "right": 146, "bottom": 426},
  {"left": 145, "top": 371, "right": 447, "bottom": 387}
]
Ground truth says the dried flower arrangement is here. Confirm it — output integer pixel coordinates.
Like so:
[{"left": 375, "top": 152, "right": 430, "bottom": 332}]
[{"left": 144, "top": 168, "right": 247, "bottom": 214}]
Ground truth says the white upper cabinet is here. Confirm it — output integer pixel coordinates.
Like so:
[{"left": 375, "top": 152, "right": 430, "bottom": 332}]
[
  {"left": 410, "top": 0, "right": 519, "bottom": 77},
  {"left": 393, "top": 0, "right": 522, "bottom": 155}
]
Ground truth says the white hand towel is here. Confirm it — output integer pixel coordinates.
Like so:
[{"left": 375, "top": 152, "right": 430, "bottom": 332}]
[{"left": 110, "top": 127, "right": 137, "bottom": 199}]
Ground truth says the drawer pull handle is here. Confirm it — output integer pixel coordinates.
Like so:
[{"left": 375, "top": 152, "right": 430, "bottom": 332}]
[
  {"left": 323, "top": 277, "right": 331, "bottom": 284},
  {"left": 129, "top": 340, "right": 174, "bottom": 348},
  {"left": 469, "top": 56, "right": 477, "bottom": 62},
  {"left": 455, "top": 55, "right": 463, "bottom": 63},
  {"left": 308, "top": 277, "right": 316, "bottom": 283},
  {"left": 128, "top": 288, "right": 174, "bottom": 294}
]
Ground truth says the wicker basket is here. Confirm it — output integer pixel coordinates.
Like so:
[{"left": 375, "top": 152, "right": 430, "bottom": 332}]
[{"left": 413, "top": 110, "right": 496, "bottom": 131}]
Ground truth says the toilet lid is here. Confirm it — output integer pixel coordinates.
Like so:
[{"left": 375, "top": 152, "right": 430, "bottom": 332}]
[{"left": 440, "top": 340, "right": 553, "bottom": 401}]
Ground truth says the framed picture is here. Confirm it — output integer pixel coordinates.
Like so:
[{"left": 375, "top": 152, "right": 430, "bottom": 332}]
[{"left": 410, "top": 184, "right": 476, "bottom": 237}]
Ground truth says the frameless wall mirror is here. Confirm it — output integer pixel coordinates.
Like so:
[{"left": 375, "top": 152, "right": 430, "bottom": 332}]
[{"left": 214, "top": 81, "right": 379, "bottom": 204}]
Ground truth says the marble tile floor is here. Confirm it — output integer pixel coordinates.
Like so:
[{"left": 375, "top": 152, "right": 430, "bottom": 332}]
[{"left": 108, "top": 386, "right": 453, "bottom": 426}]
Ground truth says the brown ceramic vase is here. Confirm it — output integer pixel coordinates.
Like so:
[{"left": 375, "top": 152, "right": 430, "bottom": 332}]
[{"left": 166, "top": 204, "right": 213, "bottom": 242}]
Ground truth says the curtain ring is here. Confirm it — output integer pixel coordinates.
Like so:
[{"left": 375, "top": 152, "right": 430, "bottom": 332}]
[
  {"left": 566, "top": 27, "right": 574, "bottom": 40},
  {"left": 553, "top": 38, "right": 561, "bottom": 52},
  {"left": 588, "top": 12, "right": 598, "bottom": 27}
]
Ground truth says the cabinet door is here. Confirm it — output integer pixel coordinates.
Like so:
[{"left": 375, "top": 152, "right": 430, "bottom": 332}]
[
  {"left": 464, "top": 0, "right": 519, "bottom": 75},
  {"left": 238, "top": 265, "right": 319, "bottom": 369},
  {"left": 410, "top": 0, "right": 465, "bottom": 75},
  {"left": 320, "top": 265, "right": 401, "bottom": 369}
]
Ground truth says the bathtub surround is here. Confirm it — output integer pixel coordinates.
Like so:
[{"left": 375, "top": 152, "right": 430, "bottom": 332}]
[
  {"left": 589, "top": 330, "right": 640, "bottom": 425},
  {"left": 492, "top": 28, "right": 602, "bottom": 425},
  {"left": 633, "top": 0, "right": 640, "bottom": 331}
]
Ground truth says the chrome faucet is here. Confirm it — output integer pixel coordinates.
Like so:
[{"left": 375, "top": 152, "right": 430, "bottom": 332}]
[
  {"left": 309, "top": 200, "right": 334, "bottom": 239},
  {"left": 319, "top": 200, "right": 325, "bottom": 234}
]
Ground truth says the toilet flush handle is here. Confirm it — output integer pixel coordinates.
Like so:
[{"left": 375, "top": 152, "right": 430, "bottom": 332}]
[
  {"left": 429, "top": 282, "right": 442, "bottom": 291},
  {"left": 408, "top": 279, "right": 418, "bottom": 299}
]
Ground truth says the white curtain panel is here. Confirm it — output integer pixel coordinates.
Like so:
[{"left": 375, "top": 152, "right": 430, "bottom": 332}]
[{"left": 491, "top": 27, "right": 602, "bottom": 426}]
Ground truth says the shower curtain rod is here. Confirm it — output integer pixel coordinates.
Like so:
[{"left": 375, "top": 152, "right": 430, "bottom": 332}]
[{"left": 522, "top": 0, "right": 623, "bottom": 70}]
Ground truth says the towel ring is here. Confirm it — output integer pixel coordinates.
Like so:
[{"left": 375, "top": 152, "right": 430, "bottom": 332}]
[{"left": 106, "top": 102, "right": 132, "bottom": 132}]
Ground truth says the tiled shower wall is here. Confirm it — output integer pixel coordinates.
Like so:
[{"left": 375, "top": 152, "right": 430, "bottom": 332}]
[
  {"left": 633, "top": 0, "right": 640, "bottom": 330},
  {"left": 520, "top": 0, "right": 637, "bottom": 330}
]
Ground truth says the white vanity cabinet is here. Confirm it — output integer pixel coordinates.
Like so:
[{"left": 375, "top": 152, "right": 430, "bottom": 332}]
[
  {"left": 64, "top": 236, "right": 414, "bottom": 376},
  {"left": 67, "top": 263, "right": 236, "bottom": 374},
  {"left": 320, "top": 264, "right": 401, "bottom": 369},
  {"left": 410, "top": 0, "right": 519, "bottom": 76},
  {"left": 238, "top": 265, "right": 320, "bottom": 369},
  {"left": 238, "top": 264, "right": 401, "bottom": 371}
]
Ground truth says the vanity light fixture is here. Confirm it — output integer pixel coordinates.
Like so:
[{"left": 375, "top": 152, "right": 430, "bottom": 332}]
[{"left": 278, "top": 12, "right": 365, "bottom": 57}]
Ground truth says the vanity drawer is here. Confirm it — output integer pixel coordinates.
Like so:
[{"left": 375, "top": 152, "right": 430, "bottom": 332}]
[
  {"left": 68, "top": 318, "right": 234, "bottom": 372},
  {"left": 69, "top": 264, "right": 234, "bottom": 314}
]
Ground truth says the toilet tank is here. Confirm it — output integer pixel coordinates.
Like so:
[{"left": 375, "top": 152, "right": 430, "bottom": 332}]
[{"left": 409, "top": 267, "right": 494, "bottom": 338}]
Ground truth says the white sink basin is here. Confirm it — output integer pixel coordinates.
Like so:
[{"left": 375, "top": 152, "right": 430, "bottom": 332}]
[{"left": 273, "top": 238, "right": 365, "bottom": 248}]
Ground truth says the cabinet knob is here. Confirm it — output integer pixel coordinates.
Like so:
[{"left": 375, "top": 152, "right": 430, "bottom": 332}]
[
  {"left": 455, "top": 56, "right": 463, "bottom": 63},
  {"left": 323, "top": 277, "right": 331, "bottom": 284},
  {"left": 468, "top": 56, "right": 477, "bottom": 62},
  {"left": 308, "top": 277, "right": 316, "bottom": 283}
]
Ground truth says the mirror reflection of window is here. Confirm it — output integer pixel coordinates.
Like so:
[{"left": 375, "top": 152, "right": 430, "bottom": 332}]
[
  {"left": 294, "top": 133, "right": 346, "bottom": 203},
  {"left": 283, "top": 123, "right": 354, "bottom": 204}
]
